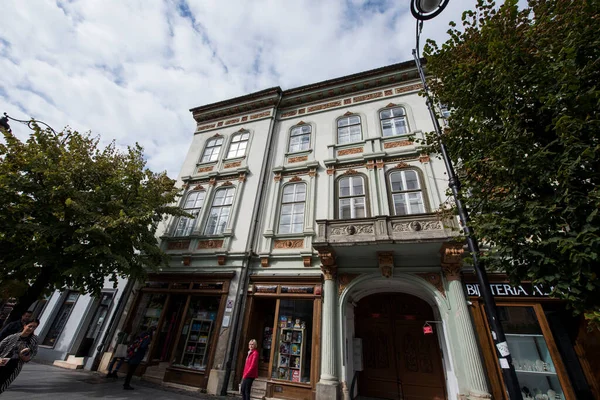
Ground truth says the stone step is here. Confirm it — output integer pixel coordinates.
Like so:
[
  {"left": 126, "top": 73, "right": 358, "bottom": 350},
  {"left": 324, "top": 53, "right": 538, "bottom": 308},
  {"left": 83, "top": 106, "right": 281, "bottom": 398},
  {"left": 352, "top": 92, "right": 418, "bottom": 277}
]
[
  {"left": 53, "top": 360, "right": 83, "bottom": 369},
  {"left": 66, "top": 355, "right": 85, "bottom": 365}
]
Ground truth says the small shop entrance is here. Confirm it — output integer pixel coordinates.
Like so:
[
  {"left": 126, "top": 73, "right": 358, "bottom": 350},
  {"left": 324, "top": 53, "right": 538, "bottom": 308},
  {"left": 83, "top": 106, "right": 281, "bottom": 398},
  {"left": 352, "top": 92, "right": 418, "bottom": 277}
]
[{"left": 354, "top": 293, "right": 446, "bottom": 400}]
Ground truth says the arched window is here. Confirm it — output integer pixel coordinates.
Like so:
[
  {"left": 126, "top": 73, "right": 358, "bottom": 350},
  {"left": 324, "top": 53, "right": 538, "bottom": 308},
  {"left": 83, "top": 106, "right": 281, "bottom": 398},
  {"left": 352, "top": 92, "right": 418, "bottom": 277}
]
[
  {"left": 338, "top": 176, "right": 366, "bottom": 219},
  {"left": 278, "top": 183, "right": 306, "bottom": 234},
  {"left": 380, "top": 107, "right": 409, "bottom": 137},
  {"left": 289, "top": 125, "right": 311, "bottom": 153},
  {"left": 389, "top": 170, "right": 424, "bottom": 215},
  {"left": 227, "top": 132, "right": 250, "bottom": 158},
  {"left": 174, "top": 191, "right": 205, "bottom": 236},
  {"left": 200, "top": 137, "right": 223, "bottom": 163},
  {"left": 337, "top": 115, "right": 362, "bottom": 144},
  {"left": 204, "top": 187, "right": 235, "bottom": 235}
]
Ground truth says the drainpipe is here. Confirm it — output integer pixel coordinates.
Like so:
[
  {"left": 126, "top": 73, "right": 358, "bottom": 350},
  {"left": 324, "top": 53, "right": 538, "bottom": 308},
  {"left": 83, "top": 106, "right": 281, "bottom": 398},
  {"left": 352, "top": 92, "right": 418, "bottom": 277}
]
[
  {"left": 91, "top": 279, "right": 135, "bottom": 371},
  {"left": 220, "top": 90, "right": 283, "bottom": 395}
]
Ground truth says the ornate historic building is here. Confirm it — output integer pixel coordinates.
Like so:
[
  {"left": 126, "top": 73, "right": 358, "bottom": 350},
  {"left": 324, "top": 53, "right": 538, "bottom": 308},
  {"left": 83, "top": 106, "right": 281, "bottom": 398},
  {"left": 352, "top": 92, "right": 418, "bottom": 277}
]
[{"left": 100, "top": 61, "right": 599, "bottom": 400}]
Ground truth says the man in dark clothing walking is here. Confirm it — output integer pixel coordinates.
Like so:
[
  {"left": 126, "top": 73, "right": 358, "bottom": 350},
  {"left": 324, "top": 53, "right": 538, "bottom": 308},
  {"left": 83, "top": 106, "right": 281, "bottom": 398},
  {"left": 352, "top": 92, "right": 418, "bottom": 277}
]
[
  {"left": 123, "top": 327, "right": 155, "bottom": 390},
  {"left": 0, "top": 312, "right": 33, "bottom": 342}
]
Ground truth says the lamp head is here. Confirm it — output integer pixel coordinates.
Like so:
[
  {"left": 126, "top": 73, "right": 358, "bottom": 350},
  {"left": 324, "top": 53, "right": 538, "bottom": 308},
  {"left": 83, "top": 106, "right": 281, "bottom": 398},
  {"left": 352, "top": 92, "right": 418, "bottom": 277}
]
[
  {"left": 410, "top": 0, "right": 450, "bottom": 20},
  {"left": 0, "top": 115, "right": 11, "bottom": 132}
]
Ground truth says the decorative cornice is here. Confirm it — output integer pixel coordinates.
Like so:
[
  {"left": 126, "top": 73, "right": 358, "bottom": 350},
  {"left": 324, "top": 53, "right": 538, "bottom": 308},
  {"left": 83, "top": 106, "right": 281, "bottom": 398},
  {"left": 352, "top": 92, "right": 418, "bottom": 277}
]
[
  {"left": 338, "top": 147, "right": 363, "bottom": 156},
  {"left": 384, "top": 140, "right": 412, "bottom": 149},
  {"left": 274, "top": 239, "right": 304, "bottom": 249},
  {"left": 343, "top": 168, "right": 359, "bottom": 175},
  {"left": 223, "top": 161, "right": 242, "bottom": 169},
  {"left": 396, "top": 162, "right": 410, "bottom": 169},
  {"left": 197, "top": 166, "right": 214, "bottom": 173},
  {"left": 220, "top": 180, "right": 233, "bottom": 187},
  {"left": 289, "top": 176, "right": 302, "bottom": 183},
  {"left": 197, "top": 240, "right": 224, "bottom": 249},
  {"left": 288, "top": 155, "right": 308, "bottom": 163}
]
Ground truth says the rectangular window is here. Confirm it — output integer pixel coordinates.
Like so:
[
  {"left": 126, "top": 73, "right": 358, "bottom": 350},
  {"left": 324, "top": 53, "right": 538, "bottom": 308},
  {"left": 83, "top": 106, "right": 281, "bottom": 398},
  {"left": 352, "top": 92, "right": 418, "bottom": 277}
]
[
  {"left": 380, "top": 107, "right": 409, "bottom": 137},
  {"left": 338, "top": 176, "right": 366, "bottom": 218},
  {"left": 289, "top": 125, "right": 311, "bottom": 153},
  {"left": 278, "top": 183, "right": 306, "bottom": 234},
  {"left": 390, "top": 170, "right": 425, "bottom": 215},
  {"left": 42, "top": 291, "right": 79, "bottom": 347},
  {"left": 175, "top": 191, "right": 206, "bottom": 236},
  {"left": 337, "top": 116, "right": 362, "bottom": 144},
  {"left": 227, "top": 132, "right": 249, "bottom": 158},
  {"left": 201, "top": 137, "right": 223, "bottom": 163},
  {"left": 204, "top": 188, "right": 235, "bottom": 235}
]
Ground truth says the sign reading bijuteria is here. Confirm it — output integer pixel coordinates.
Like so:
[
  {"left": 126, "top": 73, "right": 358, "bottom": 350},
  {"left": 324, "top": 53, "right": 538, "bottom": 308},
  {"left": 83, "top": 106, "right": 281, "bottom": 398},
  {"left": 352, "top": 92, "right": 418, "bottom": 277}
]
[{"left": 465, "top": 283, "right": 552, "bottom": 298}]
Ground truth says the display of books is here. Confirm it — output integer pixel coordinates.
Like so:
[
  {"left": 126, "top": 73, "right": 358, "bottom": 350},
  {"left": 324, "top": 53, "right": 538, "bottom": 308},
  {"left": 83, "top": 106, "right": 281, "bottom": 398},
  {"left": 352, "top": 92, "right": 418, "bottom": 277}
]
[
  {"left": 178, "top": 318, "right": 213, "bottom": 371},
  {"left": 274, "top": 325, "right": 305, "bottom": 383}
]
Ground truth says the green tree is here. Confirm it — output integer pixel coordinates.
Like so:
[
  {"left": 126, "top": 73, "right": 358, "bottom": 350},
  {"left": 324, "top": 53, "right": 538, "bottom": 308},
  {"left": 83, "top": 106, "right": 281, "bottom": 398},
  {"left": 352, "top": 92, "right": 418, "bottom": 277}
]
[
  {"left": 423, "top": 0, "right": 600, "bottom": 324},
  {"left": 0, "top": 124, "right": 184, "bottom": 322}
]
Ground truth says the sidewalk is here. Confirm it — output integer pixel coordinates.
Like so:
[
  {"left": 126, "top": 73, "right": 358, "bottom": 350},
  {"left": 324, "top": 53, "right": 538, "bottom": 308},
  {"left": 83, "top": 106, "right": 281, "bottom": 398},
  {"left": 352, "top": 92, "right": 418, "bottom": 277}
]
[{"left": 2, "top": 362, "right": 231, "bottom": 399}]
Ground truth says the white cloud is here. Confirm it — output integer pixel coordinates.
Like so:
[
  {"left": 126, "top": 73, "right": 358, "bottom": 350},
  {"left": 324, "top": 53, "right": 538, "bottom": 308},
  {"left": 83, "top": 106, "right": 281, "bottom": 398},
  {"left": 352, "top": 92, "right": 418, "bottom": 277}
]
[{"left": 0, "top": 0, "right": 478, "bottom": 177}]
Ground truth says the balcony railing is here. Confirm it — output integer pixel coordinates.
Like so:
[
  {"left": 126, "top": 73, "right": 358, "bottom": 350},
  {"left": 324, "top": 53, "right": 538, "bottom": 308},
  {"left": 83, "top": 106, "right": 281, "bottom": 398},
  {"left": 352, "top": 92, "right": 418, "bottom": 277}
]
[{"left": 313, "top": 213, "right": 458, "bottom": 247}]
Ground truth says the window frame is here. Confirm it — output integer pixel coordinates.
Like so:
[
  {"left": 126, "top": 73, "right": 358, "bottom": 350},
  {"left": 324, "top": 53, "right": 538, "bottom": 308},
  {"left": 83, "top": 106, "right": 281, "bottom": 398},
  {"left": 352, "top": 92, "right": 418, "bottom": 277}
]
[
  {"left": 336, "top": 174, "right": 369, "bottom": 219},
  {"left": 200, "top": 136, "right": 224, "bottom": 163},
  {"left": 288, "top": 124, "right": 312, "bottom": 153},
  {"left": 226, "top": 131, "right": 250, "bottom": 159},
  {"left": 278, "top": 182, "right": 307, "bottom": 234},
  {"left": 336, "top": 115, "right": 363, "bottom": 144},
  {"left": 387, "top": 169, "right": 427, "bottom": 216},
  {"left": 204, "top": 187, "right": 236, "bottom": 236},
  {"left": 174, "top": 190, "right": 206, "bottom": 237},
  {"left": 379, "top": 106, "right": 410, "bottom": 137}
]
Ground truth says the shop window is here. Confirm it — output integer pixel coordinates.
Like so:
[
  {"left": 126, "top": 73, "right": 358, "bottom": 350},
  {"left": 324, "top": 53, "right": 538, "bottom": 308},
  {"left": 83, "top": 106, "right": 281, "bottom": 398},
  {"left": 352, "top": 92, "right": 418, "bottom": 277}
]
[
  {"left": 174, "top": 190, "right": 205, "bottom": 236},
  {"left": 200, "top": 137, "right": 223, "bottom": 163},
  {"left": 498, "top": 306, "right": 567, "bottom": 399},
  {"left": 227, "top": 132, "right": 250, "bottom": 158},
  {"left": 337, "top": 175, "right": 367, "bottom": 219},
  {"left": 278, "top": 183, "right": 306, "bottom": 234},
  {"left": 288, "top": 125, "right": 311, "bottom": 153},
  {"left": 204, "top": 187, "right": 235, "bottom": 235},
  {"left": 380, "top": 106, "right": 409, "bottom": 137},
  {"left": 172, "top": 296, "right": 221, "bottom": 371},
  {"left": 337, "top": 115, "right": 362, "bottom": 144},
  {"left": 389, "top": 170, "right": 425, "bottom": 215},
  {"left": 129, "top": 293, "right": 167, "bottom": 336},
  {"left": 272, "top": 299, "right": 313, "bottom": 383},
  {"left": 42, "top": 291, "right": 79, "bottom": 347}
]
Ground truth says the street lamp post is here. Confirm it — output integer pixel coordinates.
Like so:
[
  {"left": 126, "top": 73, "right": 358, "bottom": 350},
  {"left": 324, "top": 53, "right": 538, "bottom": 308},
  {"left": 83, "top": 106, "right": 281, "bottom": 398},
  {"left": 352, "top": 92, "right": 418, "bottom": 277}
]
[{"left": 410, "top": 1, "right": 523, "bottom": 399}]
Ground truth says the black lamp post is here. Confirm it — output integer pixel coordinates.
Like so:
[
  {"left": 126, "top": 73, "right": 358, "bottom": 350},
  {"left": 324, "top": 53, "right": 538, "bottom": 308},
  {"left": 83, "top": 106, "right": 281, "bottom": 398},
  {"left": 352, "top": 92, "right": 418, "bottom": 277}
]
[
  {"left": 410, "top": 1, "right": 523, "bottom": 399},
  {"left": 1, "top": 112, "right": 68, "bottom": 142}
]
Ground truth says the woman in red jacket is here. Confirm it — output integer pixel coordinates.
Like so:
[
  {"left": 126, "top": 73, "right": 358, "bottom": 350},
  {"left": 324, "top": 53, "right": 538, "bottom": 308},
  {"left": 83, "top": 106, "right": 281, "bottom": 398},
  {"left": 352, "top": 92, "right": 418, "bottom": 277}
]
[{"left": 241, "top": 339, "right": 259, "bottom": 400}]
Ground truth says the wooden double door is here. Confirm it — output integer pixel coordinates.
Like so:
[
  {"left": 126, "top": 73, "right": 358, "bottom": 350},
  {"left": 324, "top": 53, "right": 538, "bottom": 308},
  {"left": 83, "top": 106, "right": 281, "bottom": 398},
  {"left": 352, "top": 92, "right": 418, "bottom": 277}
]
[{"left": 355, "top": 293, "right": 446, "bottom": 400}]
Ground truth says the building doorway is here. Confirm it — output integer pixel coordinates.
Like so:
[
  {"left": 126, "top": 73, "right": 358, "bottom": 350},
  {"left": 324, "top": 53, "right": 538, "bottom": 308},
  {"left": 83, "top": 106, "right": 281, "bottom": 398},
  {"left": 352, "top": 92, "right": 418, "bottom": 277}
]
[{"left": 354, "top": 293, "right": 446, "bottom": 400}]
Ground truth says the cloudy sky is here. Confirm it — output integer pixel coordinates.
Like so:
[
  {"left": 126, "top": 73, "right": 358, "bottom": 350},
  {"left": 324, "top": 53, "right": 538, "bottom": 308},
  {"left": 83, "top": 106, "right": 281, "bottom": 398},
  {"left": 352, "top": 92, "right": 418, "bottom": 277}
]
[{"left": 1, "top": 0, "right": 478, "bottom": 177}]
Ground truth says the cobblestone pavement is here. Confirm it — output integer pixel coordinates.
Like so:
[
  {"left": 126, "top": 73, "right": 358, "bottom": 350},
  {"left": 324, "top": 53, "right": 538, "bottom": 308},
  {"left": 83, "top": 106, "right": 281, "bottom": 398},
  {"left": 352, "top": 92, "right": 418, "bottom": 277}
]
[{"left": 2, "top": 362, "right": 232, "bottom": 399}]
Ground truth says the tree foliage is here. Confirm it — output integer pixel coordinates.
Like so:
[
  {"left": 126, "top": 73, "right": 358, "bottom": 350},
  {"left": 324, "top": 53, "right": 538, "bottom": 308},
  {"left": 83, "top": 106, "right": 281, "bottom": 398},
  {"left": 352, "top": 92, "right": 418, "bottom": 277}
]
[
  {"left": 0, "top": 125, "right": 184, "bottom": 321},
  {"left": 423, "top": 0, "right": 600, "bottom": 324}
]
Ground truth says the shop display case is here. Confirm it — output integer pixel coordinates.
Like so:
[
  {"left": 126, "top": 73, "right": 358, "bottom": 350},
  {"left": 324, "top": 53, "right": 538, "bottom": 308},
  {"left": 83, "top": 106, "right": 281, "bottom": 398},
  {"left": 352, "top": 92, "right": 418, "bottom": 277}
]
[
  {"left": 179, "top": 318, "right": 213, "bottom": 371},
  {"left": 275, "top": 326, "right": 305, "bottom": 382}
]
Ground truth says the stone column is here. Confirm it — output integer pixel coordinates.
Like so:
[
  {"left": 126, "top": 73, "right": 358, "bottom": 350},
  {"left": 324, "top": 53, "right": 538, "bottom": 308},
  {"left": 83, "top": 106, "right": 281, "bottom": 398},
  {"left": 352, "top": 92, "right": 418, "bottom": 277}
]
[
  {"left": 441, "top": 243, "right": 491, "bottom": 400},
  {"left": 317, "top": 248, "right": 339, "bottom": 400}
]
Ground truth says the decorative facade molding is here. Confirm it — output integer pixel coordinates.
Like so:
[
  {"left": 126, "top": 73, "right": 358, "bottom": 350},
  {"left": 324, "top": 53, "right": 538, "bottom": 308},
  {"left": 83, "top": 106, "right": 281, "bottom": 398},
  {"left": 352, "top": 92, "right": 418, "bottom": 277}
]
[
  {"left": 303, "top": 256, "right": 312, "bottom": 268},
  {"left": 396, "top": 162, "right": 410, "bottom": 169},
  {"left": 225, "top": 118, "right": 240, "bottom": 125},
  {"left": 326, "top": 166, "right": 335, "bottom": 175},
  {"left": 385, "top": 102, "right": 397, "bottom": 107},
  {"left": 353, "top": 92, "right": 383, "bottom": 103},
  {"left": 392, "top": 220, "right": 443, "bottom": 232},
  {"left": 377, "top": 252, "right": 394, "bottom": 278},
  {"left": 167, "top": 240, "right": 191, "bottom": 250},
  {"left": 330, "top": 225, "right": 374, "bottom": 235},
  {"left": 197, "top": 166, "right": 214, "bottom": 173},
  {"left": 217, "top": 255, "right": 226, "bottom": 266},
  {"left": 274, "top": 172, "right": 282, "bottom": 182},
  {"left": 238, "top": 173, "right": 246, "bottom": 182},
  {"left": 250, "top": 110, "right": 271, "bottom": 120},
  {"left": 197, "top": 123, "right": 216, "bottom": 132},
  {"left": 384, "top": 140, "right": 412, "bottom": 149},
  {"left": 375, "top": 159, "right": 384, "bottom": 169},
  {"left": 308, "top": 168, "right": 317, "bottom": 177},
  {"left": 289, "top": 176, "right": 302, "bottom": 183},
  {"left": 365, "top": 160, "right": 375, "bottom": 170},
  {"left": 197, "top": 239, "right": 224, "bottom": 249},
  {"left": 395, "top": 83, "right": 423, "bottom": 94},
  {"left": 343, "top": 168, "right": 359, "bottom": 176},
  {"left": 261, "top": 257, "right": 269, "bottom": 268},
  {"left": 288, "top": 155, "right": 308, "bottom": 163},
  {"left": 318, "top": 248, "right": 337, "bottom": 281},
  {"left": 338, "top": 273, "right": 360, "bottom": 295},
  {"left": 220, "top": 181, "right": 233, "bottom": 187},
  {"left": 274, "top": 239, "right": 304, "bottom": 249},
  {"left": 182, "top": 256, "right": 191, "bottom": 266},
  {"left": 384, "top": 90, "right": 393, "bottom": 96},
  {"left": 192, "top": 184, "right": 205, "bottom": 191},
  {"left": 223, "top": 161, "right": 241, "bottom": 169},
  {"left": 337, "top": 147, "right": 363, "bottom": 156},
  {"left": 419, "top": 154, "right": 431, "bottom": 163},
  {"left": 208, "top": 177, "right": 217, "bottom": 186},
  {"left": 343, "top": 98, "right": 351, "bottom": 105},
  {"left": 440, "top": 242, "right": 464, "bottom": 281},
  {"left": 343, "top": 111, "right": 353, "bottom": 116},
  {"left": 281, "top": 110, "right": 297, "bottom": 118},
  {"left": 415, "top": 273, "right": 446, "bottom": 297},
  {"left": 307, "top": 101, "right": 342, "bottom": 113}
]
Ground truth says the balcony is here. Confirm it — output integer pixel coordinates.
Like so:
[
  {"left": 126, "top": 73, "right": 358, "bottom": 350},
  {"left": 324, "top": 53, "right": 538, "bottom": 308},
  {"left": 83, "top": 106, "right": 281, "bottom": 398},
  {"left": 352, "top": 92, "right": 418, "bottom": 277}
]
[{"left": 313, "top": 213, "right": 458, "bottom": 248}]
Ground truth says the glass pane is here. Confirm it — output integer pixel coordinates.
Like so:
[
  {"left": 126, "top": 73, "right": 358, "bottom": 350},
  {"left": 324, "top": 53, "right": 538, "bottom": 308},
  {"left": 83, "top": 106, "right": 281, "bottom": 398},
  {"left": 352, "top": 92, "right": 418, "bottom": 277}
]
[
  {"left": 408, "top": 193, "right": 424, "bottom": 214},
  {"left": 128, "top": 293, "right": 167, "bottom": 342},
  {"left": 349, "top": 125, "right": 362, "bottom": 141},
  {"left": 390, "top": 107, "right": 406, "bottom": 117},
  {"left": 339, "top": 199, "right": 351, "bottom": 219},
  {"left": 223, "top": 188, "right": 235, "bottom": 205},
  {"left": 390, "top": 172, "right": 404, "bottom": 191},
  {"left": 351, "top": 177, "right": 364, "bottom": 196},
  {"left": 382, "top": 120, "right": 394, "bottom": 137},
  {"left": 271, "top": 299, "right": 313, "bottom": 383},
  {"left": 404, "top": 171, "right": 419, "bottom": 190},
  {"left": 294, "top": 185, "right": 306, "bottom": 202},
  {"left": 338, "top": 127, "right": 350, "bottom": 144},
  {"left": 339, "top": 178, "right": 350, "bottom": 197},
  {"left": 380, "top": 109, "right": 392, "bottom": 119},
  {"left": 171, "top": 296, "right": 220, "bottom": 371},
  {"left": 498, "top": 306, "right": 566, "bottom": 399},
  {"left": 393, "top": 118, "right": 408, "bottom": 135},
  {"left": 353, "top": 197, "right": 366, "bottom": 218},
  {"left": 393, "top": 194, "right": 407, "bottom": 215}
]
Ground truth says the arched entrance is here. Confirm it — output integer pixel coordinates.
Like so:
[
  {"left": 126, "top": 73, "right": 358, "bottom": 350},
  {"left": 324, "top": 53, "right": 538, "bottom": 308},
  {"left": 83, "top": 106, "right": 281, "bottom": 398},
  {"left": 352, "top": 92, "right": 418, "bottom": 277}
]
[{"left": 354, "top": 293, "right": 446, "bottom": 400}]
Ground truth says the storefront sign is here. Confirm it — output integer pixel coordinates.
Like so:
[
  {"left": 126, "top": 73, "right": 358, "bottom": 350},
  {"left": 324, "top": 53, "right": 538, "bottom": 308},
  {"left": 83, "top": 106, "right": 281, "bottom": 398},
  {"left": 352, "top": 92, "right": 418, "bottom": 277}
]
[
  {"left": 281, "top": 286, "right": 314, "bottom": 294},
  {"left": 255, "top": 285, "right": 278, "bottom": 293},
  {"left": 423, "top": 325, "right": 433, "bottom": 335},
  {"left": 465, "top": 283, "right": 552, "bottom": 297},
  {"left": 192, "top": 282, "right": 224, "bottom": 290}
]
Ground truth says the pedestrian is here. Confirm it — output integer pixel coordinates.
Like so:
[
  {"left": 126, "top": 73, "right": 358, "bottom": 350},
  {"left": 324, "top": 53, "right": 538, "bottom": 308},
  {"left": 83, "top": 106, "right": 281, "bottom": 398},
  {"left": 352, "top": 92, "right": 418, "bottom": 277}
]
[
  {"left": 240, "top": 339, "right": 259, "bottom": 400},
  {"left": 0, "top": 311, "right": 33, "bottom": 342},
  {"left": 105, "top": 332, "right": 129, "bottom": 378},
  {"left": 0, "top": 319, "right": 39, "bottom": 394},
  {"left": 123, "top": 326, "right": 156, "bottom": 390}
]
